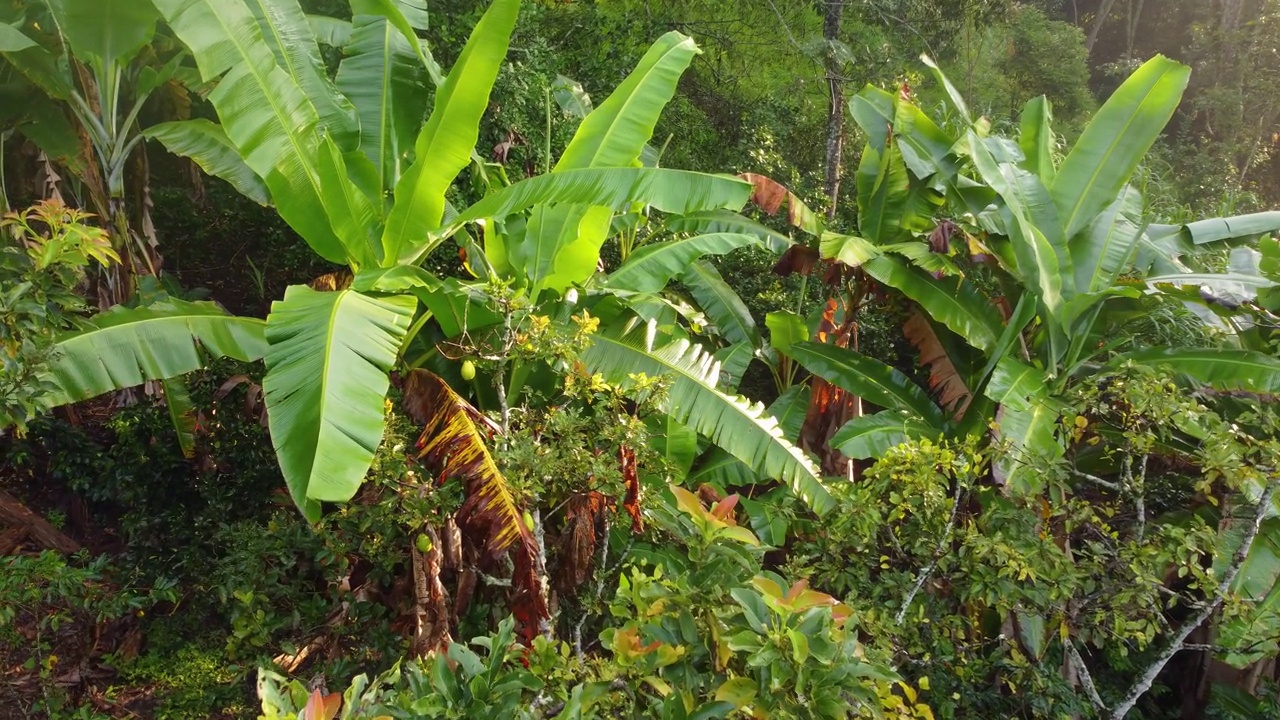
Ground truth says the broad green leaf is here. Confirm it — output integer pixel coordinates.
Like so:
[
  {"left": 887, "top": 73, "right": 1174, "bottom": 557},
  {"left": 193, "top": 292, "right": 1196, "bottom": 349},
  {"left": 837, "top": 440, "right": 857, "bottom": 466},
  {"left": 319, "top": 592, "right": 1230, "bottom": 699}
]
[
  {"left": 381, "top": 0, "right": 519, "bottom": 266},
  {"left": 765, "top": 310, "right": 807, "bottom": 357},
  {"left": 315, "top": 136, "right": 381, "bottom": 267},
  {"left": 421, "top": 169, "right": 752, "bottom": 264},
  {"left": 0, "top": 24, "right": 37, "bottom": 52},
  {"left": 788, "top": 341, "right": 944, "bottom": 426},
  {"left": 848, "top": 85, "right": 894, "bottom": 154},
  {"left": 856, "top": 140, "right": 909, "bottom": 242},
  {"left": 519, "top": 205, "right": 612, "bottom": 297},
  {"left": 583, "top": 321, "right": 833, "bottom": 515},
  {"left": 162, "top": 377, "right": 197, "bottom": 459},
  {"left": 832, "top": 410, "right": 939, "bottom": 460},
  {"left": 307, "top": 15, "right": 351, "bottom": 47},
  {"left": 1069, "top": 185, "right": 1144, "bottom": 298},
  {"left": 987, "top": 357, "right": 1048, "bottom": 411},
  {"left": 552, "top": 74, "right": 592, "bottom": 118},
  {"left": 335, "top": 10, "right": 430, "bottom": 190},
  {"left": 263, "top": 285, "right": 416, "bottom": 520},
  {"left": 246, "top": 0, "right": 358, "bottom": 150},
  {"left": 820, "top": 233, "right": 879, "bottom": 268},
  {"left": 352, "top": 0, "right": 442, "bottom": 83},
  {"left": 608, "top": 233, "right": 760, "bottom": 294},
  {"left": 713, "top": 342, "right": 754, "bottom": 391},
  {"left": 861, "top": 255, "right": 1003, "bottom": 353},
  {"left": 963, "top": 131, "right": 1068, "bottom": 312},
  {"left": 555, "top": 31, "right": 697, "bottom": 170},
  {"left": 1051, "top": 55, "right": 1190, "bottom": 240},
  {"left": 663, "top": 210, "right": 792, "bottom": 254},
  {"left": 1019, "top": 95, "right": 1055, "bottom": 184},
  {"left": 921, "top": 54, "right": 970, "bottom": 123},
  {"left": 984, "top": 359, "right": 1061, "bottom": 494},
  {"left": 144, "top": 119, "right": 270, "bottom": 205},
  {"left": 154, "top": 0, "right": 347, "bottom": 263},
  {"left": 47, "top": 0, "right": 159, "bottom": 66},
  {"left": 688, "top": 385, "right": 810, "bottom": 487},
  {"left": 1182, "top": 212, "right": 1280, "bottom": 246},
  {"left": 46, "top": 300, "right": 267, "bottom": 405},
  {"left": 682, "top": 259, "right": 758, "bottom": 347},
  {"left": 1111, "top": 348, "right": 1280, "bottom": 395}
]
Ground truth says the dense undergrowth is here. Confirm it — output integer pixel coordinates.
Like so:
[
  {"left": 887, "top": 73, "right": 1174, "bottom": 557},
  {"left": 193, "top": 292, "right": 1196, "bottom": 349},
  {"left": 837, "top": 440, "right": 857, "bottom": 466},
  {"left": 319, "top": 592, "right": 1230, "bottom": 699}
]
[{"left": 3, "top": 0, "right": 1280, "bottom": 719}]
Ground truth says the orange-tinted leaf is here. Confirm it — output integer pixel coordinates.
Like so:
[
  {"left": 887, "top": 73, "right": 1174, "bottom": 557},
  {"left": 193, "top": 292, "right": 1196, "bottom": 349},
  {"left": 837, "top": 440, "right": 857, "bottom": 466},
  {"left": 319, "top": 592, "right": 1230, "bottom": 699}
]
[
  {"left": 709, "top": 495, "right": 740, "bottom": 524},
  {"left": 403, "top": 370, "right": 530, "bottom": 556},
  {"left": 798, "top": 299, "right": 861, "bottom": 476},
  {"left": 619, "top": 445, "right": 643, "bottom": 533},
  {"left": 302, "top": 689, "right": 341, "bottom": 720},
  {"left": 783, "top": 579, "right": 810, "bottom": 603},
  {"left": 902, "top": 310, "right": 972, "bottom": 418},
  {"left": 739, "top": 173, "right": 822, "bottom": 234}
]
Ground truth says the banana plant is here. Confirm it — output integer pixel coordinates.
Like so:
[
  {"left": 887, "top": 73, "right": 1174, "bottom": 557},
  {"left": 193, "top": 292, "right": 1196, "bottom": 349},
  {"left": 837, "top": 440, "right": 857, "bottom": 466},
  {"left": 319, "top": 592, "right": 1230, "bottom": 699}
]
[
  {"left": 35, "top": 0, "right": 837, "bottom": 548},
  {"left": 1, "top": 0, "right": 182, "bottom": 302},
  {"left": 810, "top": 54, "right": 1280, "bottom": 493}
]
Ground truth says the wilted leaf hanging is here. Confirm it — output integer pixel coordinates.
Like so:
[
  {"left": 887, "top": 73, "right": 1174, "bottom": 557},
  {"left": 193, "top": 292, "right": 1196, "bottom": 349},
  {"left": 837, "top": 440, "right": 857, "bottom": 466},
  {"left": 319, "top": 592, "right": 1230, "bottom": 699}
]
[
  {"left": 739, "top": 172, "right": 822, "bottom": 235},
  {"left": 902, "top": 310, "right": 972, "bottom": 418},
  {"left": 401, "top": 369, "right": 530, "bottom": 556},
  {"left": 620, "top": 445, "right": 643, "bottom": 533},
  {"left": 798, "top": 299, "right": 861, "bottom": 477}
]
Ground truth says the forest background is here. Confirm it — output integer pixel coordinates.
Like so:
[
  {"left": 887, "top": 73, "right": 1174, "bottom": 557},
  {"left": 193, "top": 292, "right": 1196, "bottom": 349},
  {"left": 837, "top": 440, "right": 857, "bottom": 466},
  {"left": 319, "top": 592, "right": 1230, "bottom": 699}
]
[{"left": 3, "top": 0, "right": 1280, "bottom": 719}]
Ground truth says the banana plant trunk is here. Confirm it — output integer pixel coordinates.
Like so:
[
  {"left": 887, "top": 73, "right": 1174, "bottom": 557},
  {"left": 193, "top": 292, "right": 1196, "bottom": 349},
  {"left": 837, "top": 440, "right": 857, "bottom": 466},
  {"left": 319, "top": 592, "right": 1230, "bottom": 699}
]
[{"left": 822, "top": 0, "right": 845, "bottom": 221}]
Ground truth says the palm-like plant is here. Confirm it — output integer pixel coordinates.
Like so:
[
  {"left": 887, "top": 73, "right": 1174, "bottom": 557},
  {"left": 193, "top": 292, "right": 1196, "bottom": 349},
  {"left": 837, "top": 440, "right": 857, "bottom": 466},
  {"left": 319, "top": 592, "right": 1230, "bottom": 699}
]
[
  {"left": 32, "top": 0, "right": 837, "bottom": 551},
  {"left": 1, "top": 0, "right": 181, "bottom": 302},
  {"left": 801, "top": 54, "right": 1280, "bottom": 493}
]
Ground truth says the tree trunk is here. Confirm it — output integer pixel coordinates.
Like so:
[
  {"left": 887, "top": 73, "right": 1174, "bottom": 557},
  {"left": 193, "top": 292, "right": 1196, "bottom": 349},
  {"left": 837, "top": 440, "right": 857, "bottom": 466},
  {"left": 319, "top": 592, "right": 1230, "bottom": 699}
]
[
  {"left": 1125, "top": 0, "right": 1146, "bottom": 61},
  {"left": 822, "top": 0, "right": 845, "bottom": 221},
  {"left": 0, "top": 489, "right": 81, "bottom": 554},
  {"left": 1085, "top": 0, "right": 1120, "bottom": 52}
]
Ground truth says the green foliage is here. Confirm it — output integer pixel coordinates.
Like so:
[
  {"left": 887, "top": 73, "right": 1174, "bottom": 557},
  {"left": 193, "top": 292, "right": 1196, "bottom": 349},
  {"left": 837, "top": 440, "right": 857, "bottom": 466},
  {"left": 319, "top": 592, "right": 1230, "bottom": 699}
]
[{"left": 0, "top": 202, "right": 116, "bottom": 434}]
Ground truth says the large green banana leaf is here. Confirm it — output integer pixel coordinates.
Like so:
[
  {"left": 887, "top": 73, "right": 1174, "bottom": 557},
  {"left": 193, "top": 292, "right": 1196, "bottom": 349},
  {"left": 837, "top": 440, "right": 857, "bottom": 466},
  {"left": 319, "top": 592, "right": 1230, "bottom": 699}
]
[
  {"left": 513, "top": 31, "right": 700, "bottom": 298},
  {"left": 352, "top": 0, "right": 443, "bottom": 84},
  {"left": 1111, "top": 348, "right": 1280, "bottom": 395},
  {"left": 1051, "top": 55, "right": 1189, "bottom": 240},
  {"left": 788, "top": 341, "right": 946, "bottom": 427},
  {"left": 861, "top": 255, "right": 1003, "bottom": 353},
  {"left": 662, "top": 210, "right": 793, "bottom": 254},
  {"left": 418, "top": 168, "right": 752, "bottom": 264},
  {"left": 334, "top": 9, "right": 430, "bottom": 190},
  {"left": 262, "top": 285, "right": 416, "bottom": 521},
  {"left": 582, "top": 321, "right": 833, "bottom": 515},
  {"left": 143, "top": 119, "right": 270, "bottom": 205},
  {"left": 555, "top": 31, "right": 697, "bottom": 170},
  {"left": 1141, "top": 212, "right": 1280, "bottom": 275},
  {"left": 47, "top": 0, "right": 159, "bottom": 66},
  {"left": 963, "top": 131, "right": 1069, "bottom": 314},
  {"left": 381, "top": 0, "right": 519, "bottom": 266},
  {"left": 506, "top": 203, "right": 601, "bottom": 295},
  {"left": 681, "top": 259, "right": 759, "bottom": 347},
  {"left": 688, "top": 385, "right": 810, "bottom": 488},
  {"left": 832, "top": 410, "right": 940, "bottom": 460},
  {"left": 45, "top": 300, "right": 267, "bottom": 405},
  {"left": 245, "top": 0, "right": 358, "bottom": 151},
  {"left": 153, "top": 0, "right": 346, "bottom": 264},
  {"left": 607, "top": 233, "right": 761, "bottom": 294},
  {"left": 985, "top": 357, "right": 1062, "bottom": 495},
  {"left": 1018, "top": 95, "right": 1055, "bottom": 184},
  {"left": 1068, "top": 185, "right": 1144, "bottom": 301}
]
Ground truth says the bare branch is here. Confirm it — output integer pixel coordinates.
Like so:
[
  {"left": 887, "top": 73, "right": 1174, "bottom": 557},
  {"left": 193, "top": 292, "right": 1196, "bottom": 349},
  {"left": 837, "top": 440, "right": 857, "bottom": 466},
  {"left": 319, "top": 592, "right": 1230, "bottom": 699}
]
[
  {"left": 1109, "top": 479, "right": 1279, "bottom": 719},
  {"left": 896, "top": 488, "right": 963, "bottom": 624},
  {"left": 1065, "top": 637, "right": 1107, "bottom": 713}
]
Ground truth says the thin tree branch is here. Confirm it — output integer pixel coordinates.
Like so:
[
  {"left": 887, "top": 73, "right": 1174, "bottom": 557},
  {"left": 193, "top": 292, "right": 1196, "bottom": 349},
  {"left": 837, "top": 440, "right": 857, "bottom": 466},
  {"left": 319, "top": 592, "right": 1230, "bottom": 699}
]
[
  {"left": 1109, "top": 479, "right": 1279, "bottom": 719},
  {"left": 896, "top": 489, "right": 963, "bottom": 624},
  {"left": 1065, "top": 637, "right": 1107, "bottom": 713}
]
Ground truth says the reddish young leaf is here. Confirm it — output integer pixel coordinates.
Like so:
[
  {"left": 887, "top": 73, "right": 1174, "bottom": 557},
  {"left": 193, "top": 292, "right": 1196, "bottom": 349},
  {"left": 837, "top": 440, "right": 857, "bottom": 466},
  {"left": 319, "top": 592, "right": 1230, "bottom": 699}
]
[{"left": 619, "top": 445, "right": 643, "bottom": 533}]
